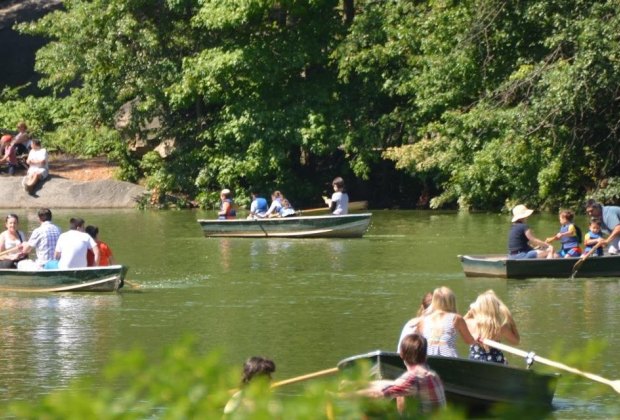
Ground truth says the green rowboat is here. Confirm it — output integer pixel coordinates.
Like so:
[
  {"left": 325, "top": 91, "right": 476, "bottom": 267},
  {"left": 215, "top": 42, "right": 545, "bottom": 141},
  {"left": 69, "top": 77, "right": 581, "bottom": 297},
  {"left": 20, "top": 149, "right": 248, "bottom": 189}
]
[
  {"left": 459, "top": 254, "right": 620, "bottom": 278},
  {"left": 0, "top": 265, "right": 128, "bottom": 292},
  {"left": 338, "top": 350, "right": 558, "bottom": 411},
  {"left": 197, "top": 213, "right": 372, "bottom": 238}
]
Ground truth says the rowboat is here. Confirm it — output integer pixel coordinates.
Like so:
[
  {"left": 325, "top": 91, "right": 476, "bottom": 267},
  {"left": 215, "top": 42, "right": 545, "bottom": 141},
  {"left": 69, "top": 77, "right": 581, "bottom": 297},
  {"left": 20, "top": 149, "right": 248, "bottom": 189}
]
[
  {"left": 0, "top": 265, "right": 128, "bottom": 292},
  {"left": 459, "top": 254, "right": 620, "bottom": 279},
  {"left": 338, "top": 350, "right": 558, "bottom": 411},
  {"left": 197, "top": 213, "right": 372, "bottom": 238}
]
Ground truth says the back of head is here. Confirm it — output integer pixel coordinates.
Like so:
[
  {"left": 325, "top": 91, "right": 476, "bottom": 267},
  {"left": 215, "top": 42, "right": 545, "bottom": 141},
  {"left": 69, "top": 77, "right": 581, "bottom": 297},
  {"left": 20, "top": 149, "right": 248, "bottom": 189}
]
[
  {"left": 332, "top": 177, "right": 345, "bottom": 190},
  {"left": 469, "top": 290, "right": 504, "bottom": 340},
  {"left": 85, "top": 225, "right": 98, "bottom": 239},
  {"left": 38, "top": 208, "right": 52, "bottom": 222},
  {"left": 430, "top": 286, "right": 457, "bottom": 313},
  {"left": 69, "top": 217, "right": 85, "bottom": 230},
  {"left": 242, "top": 356, "right": 276, "bottom": 385},
  {"left": 416, "top": 292, "right": 433, "bottom": 317},
  {"left": 399, "top": 334, "right": 427, "bottom": 365}
]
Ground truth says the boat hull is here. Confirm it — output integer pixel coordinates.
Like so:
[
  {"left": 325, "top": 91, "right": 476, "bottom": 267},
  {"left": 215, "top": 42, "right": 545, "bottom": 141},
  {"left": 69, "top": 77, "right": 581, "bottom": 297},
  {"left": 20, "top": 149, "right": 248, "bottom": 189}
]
[
  {"left": 459, "top": 254, "right": 620, "bottom": 279},
  {"left": 0, "top": 265, "right": 128, "bottom": 292},
  {"left": 197, "top": 213, "right": 372, "bottom": 238},
  {"left": 338, "top": 350, "right": 558, "bottom": 410}
]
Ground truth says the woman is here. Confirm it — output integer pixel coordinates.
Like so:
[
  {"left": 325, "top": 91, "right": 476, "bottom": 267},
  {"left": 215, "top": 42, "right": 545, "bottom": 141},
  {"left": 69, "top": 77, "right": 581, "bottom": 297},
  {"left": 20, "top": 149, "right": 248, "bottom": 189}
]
[
  {"left": 508, "top": 204, "right": 553, "bottom": 259},
  {"left": 417, "top": 286, "right": 476, "bottom": 357},
  {"left": 0, "top": 214, "right": 27, "bottom": 268},
  {"left": 396, "top": 291, "right": 432, "bottom": 351},
  {"left": 217, "top": 189, "right": 237, "bottom": 220},
  {"left": 323, "top": 176, "right": 349, "bottom": 215},
  {"left": 464, "top": 290, "right": 520, "bottom": 364},
  {"left": 264, "top": 191, "right": 284, "bottom": 217}
]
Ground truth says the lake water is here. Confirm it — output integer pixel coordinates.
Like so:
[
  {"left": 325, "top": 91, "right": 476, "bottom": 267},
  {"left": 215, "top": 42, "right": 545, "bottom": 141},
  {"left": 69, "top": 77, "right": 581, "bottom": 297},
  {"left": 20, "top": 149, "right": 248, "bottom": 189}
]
[{"left": 0, "top": 209, "right": 618, "bottom": 418}]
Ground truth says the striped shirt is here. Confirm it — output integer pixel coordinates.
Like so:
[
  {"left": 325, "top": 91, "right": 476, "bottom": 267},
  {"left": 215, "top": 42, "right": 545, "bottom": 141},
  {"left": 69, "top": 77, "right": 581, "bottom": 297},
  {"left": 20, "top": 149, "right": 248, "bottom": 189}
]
[
  {"left": 27, "top": 221, "right": 61, "bottom": 266},
  {"left": 381, "top": 364, "right": 447, "bottom": 413},
  {"left": 422, "top": 312, "right": 459, "bottom": 357}
]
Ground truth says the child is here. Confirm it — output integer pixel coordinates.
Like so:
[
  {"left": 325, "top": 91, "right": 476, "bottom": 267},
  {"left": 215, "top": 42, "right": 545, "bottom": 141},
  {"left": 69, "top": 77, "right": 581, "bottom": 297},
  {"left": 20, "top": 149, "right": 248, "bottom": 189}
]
[
  {"left": 583, "top": 219, "right": 604, "bottom": 257},
  {"left": 546, "top": 209, "right": 582, "bottom": 258},
  {"left": 358, "top": 334, "right": 446, "bottom": 415},
  {"left": 279, "top": 198, "right": 296, "bottom": 217},
  {"left": 85, "top": 225, "right": 114, "bottom": 266},
  {"left": 323, "top": 176, "right": 349, "bottom": 215}
]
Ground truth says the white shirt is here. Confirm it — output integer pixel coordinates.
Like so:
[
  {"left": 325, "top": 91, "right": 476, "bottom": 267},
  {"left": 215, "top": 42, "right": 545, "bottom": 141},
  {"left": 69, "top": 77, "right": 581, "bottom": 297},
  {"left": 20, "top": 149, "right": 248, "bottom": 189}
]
[
  {"left": 55, "top": 230, "right": 97, "bottom": 269},
  {"left": 331, "top": 191, "right": 349, "bottom": 215}
]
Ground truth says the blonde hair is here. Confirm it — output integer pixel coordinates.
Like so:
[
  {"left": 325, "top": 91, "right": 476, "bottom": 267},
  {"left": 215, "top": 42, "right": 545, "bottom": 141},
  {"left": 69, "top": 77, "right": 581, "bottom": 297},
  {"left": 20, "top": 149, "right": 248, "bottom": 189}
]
[
  {"left": 430, "top": 286, "right": 457, "bottom": 313},
  {"left": 468, "top": 290, "right": 515, "bottom": 341}
]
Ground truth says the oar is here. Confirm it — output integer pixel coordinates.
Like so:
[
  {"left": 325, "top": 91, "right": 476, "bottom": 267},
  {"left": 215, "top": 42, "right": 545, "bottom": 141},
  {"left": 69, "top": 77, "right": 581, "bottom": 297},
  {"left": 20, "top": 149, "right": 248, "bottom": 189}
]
[
  {"left": 299, "top": 201, "right": 368, "bottom": 215},
  {"left": 571, "top": 242, "right": 602, "bottom": 278},
  {"left": 0, "top": 246, "right": 20, "bottom": 258},
  {"left": 483, "top": 339, "right": 620, "bottom": 394},
  {"left": 271, "top": 367, "right": 339, "bottom": 388}
]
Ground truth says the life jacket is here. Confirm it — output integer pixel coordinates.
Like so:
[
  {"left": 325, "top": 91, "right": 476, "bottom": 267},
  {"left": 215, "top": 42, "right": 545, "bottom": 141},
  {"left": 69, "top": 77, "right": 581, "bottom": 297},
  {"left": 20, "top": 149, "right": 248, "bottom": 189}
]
[
  {"left": 560, "top": 223, "right": 580, "bottom": 249},
  {"left": 222, "top": 199, "right": 236, "bottom": 219}
]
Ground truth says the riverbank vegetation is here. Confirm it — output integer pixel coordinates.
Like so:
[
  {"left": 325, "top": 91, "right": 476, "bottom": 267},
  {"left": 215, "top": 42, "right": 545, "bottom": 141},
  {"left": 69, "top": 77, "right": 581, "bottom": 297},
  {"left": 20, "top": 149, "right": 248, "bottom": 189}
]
[{"left": 1, "top": 1, "right": 619, "bottom": 210}]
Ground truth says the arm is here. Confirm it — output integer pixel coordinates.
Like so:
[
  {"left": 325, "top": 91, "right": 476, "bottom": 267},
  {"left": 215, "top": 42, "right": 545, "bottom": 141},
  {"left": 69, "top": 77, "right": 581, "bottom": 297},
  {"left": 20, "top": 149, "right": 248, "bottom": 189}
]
[
  {"left": 455, "top": 315, "right": 477, "bottom": 345},
  {"left": 602, "top": 225, "right": 620, "bottom": 246},
  {"left": 525, "top": 228, "right": 551, "bottom": 249},
  {"left": 92, "top": 244, "right": 100, "bottom": 266},
  {"left": 500, "top": 316, "right": 520, "bottom": 345}
]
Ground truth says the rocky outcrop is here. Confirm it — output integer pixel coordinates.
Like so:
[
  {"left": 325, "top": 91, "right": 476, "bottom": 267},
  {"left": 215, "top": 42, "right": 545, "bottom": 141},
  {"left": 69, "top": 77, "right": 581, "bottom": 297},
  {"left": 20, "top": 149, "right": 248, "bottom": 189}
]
[
  {"left": 0, "top": 176, "right": 146, "bottom": 208},
  {"left": 0, "top": 0, "right": 63, "bottom": 93}
]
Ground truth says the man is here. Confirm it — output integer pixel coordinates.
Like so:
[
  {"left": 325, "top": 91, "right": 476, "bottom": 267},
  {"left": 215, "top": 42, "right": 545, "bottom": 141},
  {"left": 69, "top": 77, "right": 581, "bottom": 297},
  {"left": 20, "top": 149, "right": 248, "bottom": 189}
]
[
  {"left": 585, "top": 199, "right": 620, "bottom": 254},
  {"left": 17, "top": 208, "right": 62, "bottom": 270},
  {"left": 55, "top": 217, "right": 100, "bottom": 269},
  {"left": 23, "top": 138, "right": 49, "bottom": 193}
]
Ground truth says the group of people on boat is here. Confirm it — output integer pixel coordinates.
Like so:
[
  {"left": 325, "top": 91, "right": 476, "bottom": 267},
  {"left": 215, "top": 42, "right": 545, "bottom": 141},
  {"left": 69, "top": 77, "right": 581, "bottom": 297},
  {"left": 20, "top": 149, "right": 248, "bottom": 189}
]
[
  {"left": 218, "top": 176, "right": 350, "bottom": 220},
  {"left": 0, "top": 208, "right": 114, "bottom": 270},
  {"left": 508, "top": 199, "right": 620, "bottom": 259},
  {"left": 0, "top": 122, "right": 50, "bottom": 193}
]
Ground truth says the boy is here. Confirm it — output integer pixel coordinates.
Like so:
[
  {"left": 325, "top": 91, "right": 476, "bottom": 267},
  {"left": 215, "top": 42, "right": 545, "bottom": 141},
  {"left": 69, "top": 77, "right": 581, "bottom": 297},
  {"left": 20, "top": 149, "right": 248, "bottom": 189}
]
[
  {"left": 359, "top": 334, "right": 446, "bottom": 415},
  {"left": 584, "top": 219, "right": 604, "bottom": 257}
]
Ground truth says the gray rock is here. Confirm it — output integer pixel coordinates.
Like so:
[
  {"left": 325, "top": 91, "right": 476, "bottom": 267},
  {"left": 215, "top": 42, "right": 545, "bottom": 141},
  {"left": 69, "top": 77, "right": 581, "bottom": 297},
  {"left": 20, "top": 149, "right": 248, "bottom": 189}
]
[{"left": 0, "top": 176, "right": 146, "bottom": 208}]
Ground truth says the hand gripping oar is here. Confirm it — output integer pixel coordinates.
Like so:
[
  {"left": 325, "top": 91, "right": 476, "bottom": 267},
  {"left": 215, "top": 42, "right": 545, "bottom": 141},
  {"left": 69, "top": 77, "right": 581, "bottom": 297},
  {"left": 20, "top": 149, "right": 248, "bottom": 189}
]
[
  {"left": 483, "top": 339, "right": 620, "bottom": 393},
  {"left": 571, "top": 242, "right": 602, "bottom": 278}
]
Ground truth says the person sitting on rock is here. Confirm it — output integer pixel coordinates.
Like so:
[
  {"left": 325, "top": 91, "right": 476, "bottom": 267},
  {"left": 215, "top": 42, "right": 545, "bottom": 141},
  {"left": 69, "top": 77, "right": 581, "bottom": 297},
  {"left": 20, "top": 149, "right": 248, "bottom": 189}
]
[
  {"left": 0, "top": 135, "right": 18, "bottom": 175},
  {"left": 22, "top": 138, "right": 49, "bottom": 193},
  {"left": 13, "top": 122, "right": 30, "bottom": 156}
]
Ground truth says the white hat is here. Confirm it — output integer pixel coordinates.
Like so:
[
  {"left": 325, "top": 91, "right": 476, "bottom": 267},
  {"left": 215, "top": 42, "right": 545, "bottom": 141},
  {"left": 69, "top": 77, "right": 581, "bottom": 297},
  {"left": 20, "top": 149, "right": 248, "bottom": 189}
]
[
  {"left": 511, "top": 204, "right": 534, "bottom": 222},
  {"left": 221, "top": 188, "right": 231, "bottom": 195}
]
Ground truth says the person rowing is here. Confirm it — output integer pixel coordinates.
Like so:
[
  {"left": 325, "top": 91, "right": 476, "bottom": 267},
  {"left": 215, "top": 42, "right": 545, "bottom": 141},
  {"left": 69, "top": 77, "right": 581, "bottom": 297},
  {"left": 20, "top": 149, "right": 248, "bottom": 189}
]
[
  {"left": 508, "top": 204, "right": 553, "bottom": 259},
  {"left": 323, "top": 176, "right": 349, "bottom": 215}
]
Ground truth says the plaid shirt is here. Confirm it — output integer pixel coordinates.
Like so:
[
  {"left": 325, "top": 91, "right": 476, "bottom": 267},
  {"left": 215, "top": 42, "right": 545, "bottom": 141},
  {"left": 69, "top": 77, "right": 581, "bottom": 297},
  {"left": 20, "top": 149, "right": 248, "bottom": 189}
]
[
  {"left": 27, "top": 221, "right": 61, "bottom": 266},
  {"left": 382, "top": 363, "right": 446, "bottom": 413}
]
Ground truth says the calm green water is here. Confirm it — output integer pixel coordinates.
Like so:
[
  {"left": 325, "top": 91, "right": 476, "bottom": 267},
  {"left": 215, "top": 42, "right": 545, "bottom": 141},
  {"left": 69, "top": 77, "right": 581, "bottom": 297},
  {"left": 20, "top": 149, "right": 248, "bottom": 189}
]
[{"left": 0, "top": 209, "right": 618, "bottom": 418}]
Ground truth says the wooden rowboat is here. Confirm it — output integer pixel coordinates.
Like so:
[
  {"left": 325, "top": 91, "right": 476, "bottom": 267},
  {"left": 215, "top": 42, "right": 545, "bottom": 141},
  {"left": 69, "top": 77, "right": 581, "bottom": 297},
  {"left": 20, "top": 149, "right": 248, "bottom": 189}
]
[
  {"left": 459, "top": 254, "right": 620, "bottom": 279},
  {"left": 197, "top": 213, "right": 372, "bottom": 238},
  {"left": 338, "top": 350, "right": 558, "bottom": 411},
  {"left": 0, "top": 265, "right": 128, "bottom": 292}
]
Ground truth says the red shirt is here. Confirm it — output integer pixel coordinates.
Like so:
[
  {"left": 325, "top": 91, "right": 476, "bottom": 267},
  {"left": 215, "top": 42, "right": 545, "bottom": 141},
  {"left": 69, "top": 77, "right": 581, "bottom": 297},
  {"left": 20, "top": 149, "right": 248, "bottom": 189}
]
[{"left": 87, "top": 240, "right": 113, "bottom": 266}]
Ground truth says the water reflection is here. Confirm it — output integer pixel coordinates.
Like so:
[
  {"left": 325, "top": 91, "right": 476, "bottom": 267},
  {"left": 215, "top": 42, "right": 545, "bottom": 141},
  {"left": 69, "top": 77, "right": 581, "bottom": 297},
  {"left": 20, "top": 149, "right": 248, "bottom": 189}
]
[{"left": 0, "top": 294, "right": 121, "bottom": 400}]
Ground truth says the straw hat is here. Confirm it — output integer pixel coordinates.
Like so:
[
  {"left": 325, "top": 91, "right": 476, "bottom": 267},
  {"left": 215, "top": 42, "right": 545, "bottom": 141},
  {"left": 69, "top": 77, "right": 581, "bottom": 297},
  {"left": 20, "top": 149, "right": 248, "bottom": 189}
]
[{"left": 511, "top": 204, "right": 534, "bottom": 222}]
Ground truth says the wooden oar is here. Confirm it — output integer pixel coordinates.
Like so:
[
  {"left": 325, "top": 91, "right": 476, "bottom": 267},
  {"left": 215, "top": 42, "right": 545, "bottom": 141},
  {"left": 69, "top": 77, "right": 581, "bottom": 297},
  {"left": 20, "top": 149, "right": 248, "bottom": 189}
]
[
  {"left": 0, "top": 246, "right": 20, "bottom": 258},
  {"left": 300, "top": 201, "right": 368, "bottom": 215},
  {"left": 571, "top": 242, "right": 602, "bottom": 278},
  {"left": 483, "top": 339, "right": 620, "bottom": 394},
  {"left": 271, "top": 367, "right": 339, "bottom": 388}
]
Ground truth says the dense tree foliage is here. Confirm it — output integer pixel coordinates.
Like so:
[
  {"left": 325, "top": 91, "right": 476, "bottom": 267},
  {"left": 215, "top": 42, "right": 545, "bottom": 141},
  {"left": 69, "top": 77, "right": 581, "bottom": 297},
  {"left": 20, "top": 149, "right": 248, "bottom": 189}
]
[{"left": 1, "top": 0, "right": 619, "bottom": 209}]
